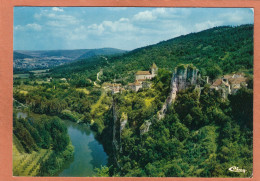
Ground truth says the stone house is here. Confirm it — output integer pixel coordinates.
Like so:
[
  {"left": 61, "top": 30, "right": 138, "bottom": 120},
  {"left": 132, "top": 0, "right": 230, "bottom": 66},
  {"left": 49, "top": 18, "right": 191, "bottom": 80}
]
[
  {"left": 210, "top": 78, "right": 231, "bottom": 98},
  {"left": 210, "top": 73, "right": 247, "bottom": 98},
  {"left": 128, "top": 80, "right": 142, "bottom": 92},
  {"left": 128, "top": 63, "right": 158, "bottom": 92},
  {"left": 135, "top": 63, "right": 158, "bottom": 81},
  {"left": 103, "top": 82, "right": 122, "bottom": 94},
  {"left": 229, "top": 76, "right": 247, "bottom": 94}
]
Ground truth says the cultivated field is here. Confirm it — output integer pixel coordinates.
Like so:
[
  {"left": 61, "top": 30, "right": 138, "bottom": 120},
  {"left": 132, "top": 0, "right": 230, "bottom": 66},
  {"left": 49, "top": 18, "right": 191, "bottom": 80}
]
[{"left": 13, "top": 135, "right": 53, "bottom": 176}]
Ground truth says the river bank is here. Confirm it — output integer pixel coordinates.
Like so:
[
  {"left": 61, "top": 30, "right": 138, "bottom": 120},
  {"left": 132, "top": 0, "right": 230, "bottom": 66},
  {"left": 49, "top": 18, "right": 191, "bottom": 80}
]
[{"left": 14, "top": 110, "right": 108, "bottom": 177}]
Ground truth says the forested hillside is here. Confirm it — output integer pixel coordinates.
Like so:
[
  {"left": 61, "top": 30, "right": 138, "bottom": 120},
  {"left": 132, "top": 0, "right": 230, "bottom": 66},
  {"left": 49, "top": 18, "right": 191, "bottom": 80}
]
[{"left": 51, "top": 24, "right": 253, "bottom": 82}]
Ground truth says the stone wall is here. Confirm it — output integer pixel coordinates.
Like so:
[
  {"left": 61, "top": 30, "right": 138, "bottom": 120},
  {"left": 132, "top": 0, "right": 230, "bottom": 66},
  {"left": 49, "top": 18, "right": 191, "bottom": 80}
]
[
  {"left": 140, "top": 120, "right": 152, "bottom": 135},
  {"left": 135, "top": 74, "right": 153, "bottom": 80}
]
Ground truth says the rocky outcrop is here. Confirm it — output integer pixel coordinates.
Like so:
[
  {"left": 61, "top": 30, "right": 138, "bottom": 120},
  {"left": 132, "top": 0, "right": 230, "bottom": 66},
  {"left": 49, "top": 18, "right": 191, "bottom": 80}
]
[
  {"left": 158, "top": 64, "right": 199, "bottom": 120},
  {"left": 140, "top": 120, "right": 152, "bottom": 135},
  {"left": 174, "top": 64, "right": 199, "bottom": 91},
  {"left": 119, "top": 112, "right": 128, "bottom": 152},
  {"left": 120, "top": 112, "right": 128, "bottom": 134}
]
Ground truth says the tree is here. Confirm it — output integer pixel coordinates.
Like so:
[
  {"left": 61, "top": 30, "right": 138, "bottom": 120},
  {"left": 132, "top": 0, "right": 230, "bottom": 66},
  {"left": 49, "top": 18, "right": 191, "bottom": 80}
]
[
  {"left": 229, "top": 87, "right": 253, "bottom": 129},
  {"left": 94, "top": 166, "right": 110, "bottom": 177},
  {"left": 207, "top": 65, "right": 223, "bottom": 80}
]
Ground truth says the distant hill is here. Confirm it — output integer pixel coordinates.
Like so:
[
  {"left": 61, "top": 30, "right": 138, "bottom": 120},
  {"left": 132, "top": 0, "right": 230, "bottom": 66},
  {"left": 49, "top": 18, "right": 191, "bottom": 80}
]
[
  {"left": 13, "top": 48, "right": 127, "bottom": 71},
  {"left": 15, "top": 48, "right": 127, "bottom": 60},
  {"left": 13, "top": 51, "right": 33, "bottom": 59},
  {"left": 15, "top": 49, "right": 90, "bottom": 59},
  {"left": 77, "top": 48, "right": 127, "bottom": 60},
  {"left": 51, "top": 24, "right": 253, "bottom": 82}
]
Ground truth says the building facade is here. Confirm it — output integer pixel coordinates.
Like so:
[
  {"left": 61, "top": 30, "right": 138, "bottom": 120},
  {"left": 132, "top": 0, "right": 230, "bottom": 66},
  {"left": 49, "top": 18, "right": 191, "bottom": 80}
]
[
  {"left": 135, "top": 63, "right": 158, "bottom": 81},
  {"left": 210, "top": 73, "right": 247, "bottom": 98}
]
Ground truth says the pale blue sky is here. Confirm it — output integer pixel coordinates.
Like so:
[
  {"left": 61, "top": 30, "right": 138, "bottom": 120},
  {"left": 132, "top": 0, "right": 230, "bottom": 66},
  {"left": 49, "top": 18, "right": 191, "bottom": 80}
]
[{"left": 13, "top": 7, "right": 254, "bottom": 51}]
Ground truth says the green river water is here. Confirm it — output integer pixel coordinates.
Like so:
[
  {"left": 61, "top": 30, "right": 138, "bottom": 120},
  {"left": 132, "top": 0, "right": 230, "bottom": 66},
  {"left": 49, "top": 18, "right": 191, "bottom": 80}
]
[{"left": 58, "top": 119, "right": 108, "bottom": 177}]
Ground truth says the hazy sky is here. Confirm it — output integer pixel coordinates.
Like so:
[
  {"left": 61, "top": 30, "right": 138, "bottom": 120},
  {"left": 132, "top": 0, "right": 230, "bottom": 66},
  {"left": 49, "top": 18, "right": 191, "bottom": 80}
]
[{"left": 13, "top": 7, "right": 254, "bottom": 51}]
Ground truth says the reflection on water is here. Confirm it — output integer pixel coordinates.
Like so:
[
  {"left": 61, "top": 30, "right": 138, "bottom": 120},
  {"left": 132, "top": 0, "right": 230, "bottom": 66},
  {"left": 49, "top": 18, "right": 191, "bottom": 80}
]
[{"left": 58, "top": 120, "right": 108, "bottom": 177}]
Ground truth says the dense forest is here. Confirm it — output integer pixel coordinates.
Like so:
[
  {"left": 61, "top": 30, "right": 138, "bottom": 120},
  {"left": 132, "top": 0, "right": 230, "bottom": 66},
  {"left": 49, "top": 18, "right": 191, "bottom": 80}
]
[{"left": 13, "top": 24, "right": 253, "bottom": 177}]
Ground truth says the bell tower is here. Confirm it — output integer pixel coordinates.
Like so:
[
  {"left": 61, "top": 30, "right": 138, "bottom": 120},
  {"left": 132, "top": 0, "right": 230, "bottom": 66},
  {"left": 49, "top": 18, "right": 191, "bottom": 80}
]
[{"left": 150, "top": 63, "right": 158, "bottom": 76}]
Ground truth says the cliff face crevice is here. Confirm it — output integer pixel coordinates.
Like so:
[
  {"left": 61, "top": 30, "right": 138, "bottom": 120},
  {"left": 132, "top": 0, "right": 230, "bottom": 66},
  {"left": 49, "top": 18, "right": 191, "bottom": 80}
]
[
  {"left": 112, "top": 100, "right": 129, "bottom": 169},
  {"left": 112, "top": 99, "right": 121, "bottom": 169},
  {"left": 158, "top": 64, "right": 199, "bottom": 120}
]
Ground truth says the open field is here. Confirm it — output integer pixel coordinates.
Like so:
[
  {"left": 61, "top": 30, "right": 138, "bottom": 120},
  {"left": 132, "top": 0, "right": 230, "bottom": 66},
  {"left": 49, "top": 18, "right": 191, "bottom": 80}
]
[
  {"left": 30, "top": 69, "right": 50, "bottom": 74},
  {"left": 13, "top": 74, "right": 30, "bottom": 79}
]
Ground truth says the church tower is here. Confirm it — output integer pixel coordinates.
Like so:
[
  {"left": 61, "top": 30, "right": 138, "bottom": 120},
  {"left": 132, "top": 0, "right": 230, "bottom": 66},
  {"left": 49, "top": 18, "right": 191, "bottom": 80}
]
[{"left": 150, "top": 63, "right": 158, "bottom": 76}]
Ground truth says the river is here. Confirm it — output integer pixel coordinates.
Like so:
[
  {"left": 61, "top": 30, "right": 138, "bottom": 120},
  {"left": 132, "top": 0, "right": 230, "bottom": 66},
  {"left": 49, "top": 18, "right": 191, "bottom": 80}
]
[
  {"left": 58, "top": 120, "right": 108, "bottom": 177},
  {"left": 16, "top": 111, "right": 108, "bottom": 177}
]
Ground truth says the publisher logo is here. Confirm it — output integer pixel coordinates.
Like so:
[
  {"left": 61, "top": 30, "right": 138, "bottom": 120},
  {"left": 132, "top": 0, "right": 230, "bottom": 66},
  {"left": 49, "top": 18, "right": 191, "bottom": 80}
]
[{"left": 228, "top": 166, "right": 246, "bottom": 173}]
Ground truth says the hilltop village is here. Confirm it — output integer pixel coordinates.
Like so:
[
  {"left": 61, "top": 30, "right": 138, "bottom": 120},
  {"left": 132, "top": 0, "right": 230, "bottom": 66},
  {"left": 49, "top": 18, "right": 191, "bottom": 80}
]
[
  {"left": 101, "top": 63, "right": 248, "bottom": 99},
  {"left": 102, "top": 63, "right": 158, "bottom": 93}
]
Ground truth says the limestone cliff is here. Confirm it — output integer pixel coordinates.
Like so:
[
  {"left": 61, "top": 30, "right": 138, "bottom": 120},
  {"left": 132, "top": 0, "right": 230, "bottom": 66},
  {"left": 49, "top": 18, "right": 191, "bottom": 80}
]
[
  {"left": 158, "top": 64, "right": 199, "bottom": 120},
  {"left": 119, "top": 112, "right": 128, "bottom": 152},
  {"left": 120, "top": 112, "right": 128, "bottom": 134},
  {"left": 140, "top": 120, "right": 152, "bottom": 135}
]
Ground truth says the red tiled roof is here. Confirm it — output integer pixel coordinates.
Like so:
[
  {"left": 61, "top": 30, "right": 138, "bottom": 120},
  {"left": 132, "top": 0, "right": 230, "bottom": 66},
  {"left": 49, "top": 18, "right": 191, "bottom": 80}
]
[
  {"left": 229, "top": 77, "right": 247, "bottom": 84},
  {"left": 103, "top": 82, "right": 121, "bottom": 87},
  {"left": 223, "top": 74, "right": 233, "bottom": 79},
  {"left": 136, "top": 71, "right": 151, "bottom": 75},
  {"left": 128, "top": 81, "right": 141, "bottom": 86},
  {"left": 112, "top": 84, "right": 121, "bottom": 87},
  {"left": 212, "top": 79, "right": 222, "bottom": 86}
]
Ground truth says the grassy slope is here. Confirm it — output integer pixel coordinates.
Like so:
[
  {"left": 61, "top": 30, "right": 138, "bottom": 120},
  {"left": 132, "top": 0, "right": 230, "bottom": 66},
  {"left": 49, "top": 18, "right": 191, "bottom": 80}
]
[
  {"left": 91, "top": 92, "right": 106, "bottom": 114},
  {"left": 90, "top": 91, "right": 111, "bottom": 118}
]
